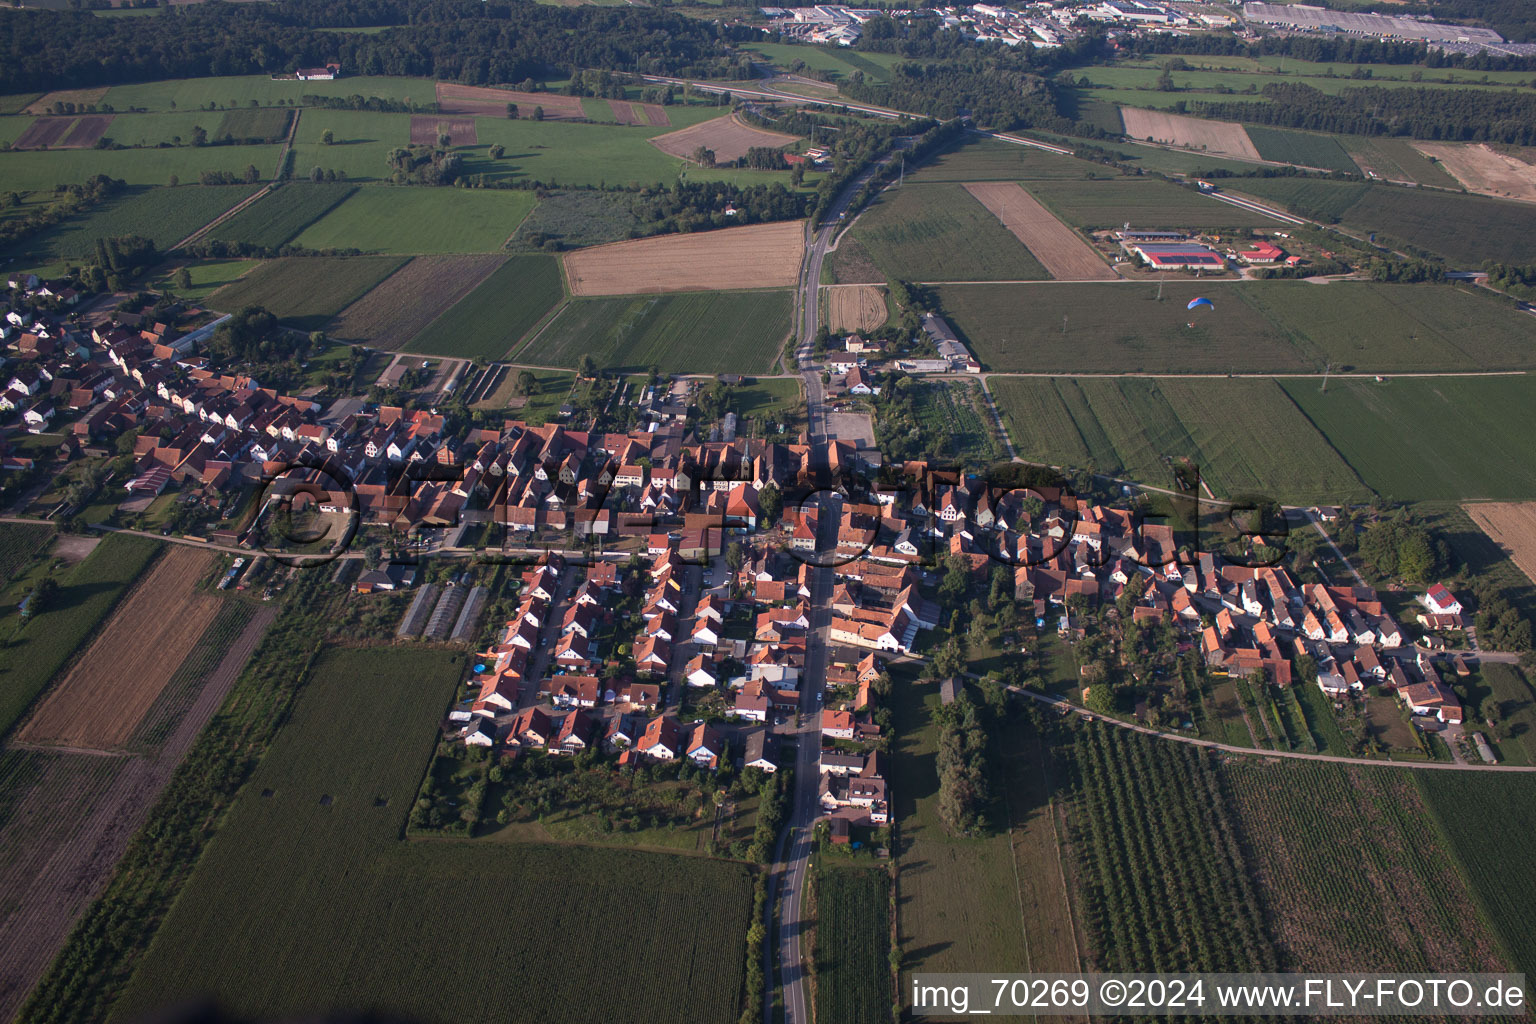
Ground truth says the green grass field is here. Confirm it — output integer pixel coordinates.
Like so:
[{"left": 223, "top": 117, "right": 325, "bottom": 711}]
[
  {"left": 213, "top": 106, "right": 292, "bottom": 143},
  {"left": 745, "top": 42, "right": 901, "bottom": 83},
  {"left": 0, "top": 141, "right": 283, "bottom": 191},
  {"left": 1026, "top": 177, "right": 1286, "bottom": 229},
  {"left": 0, "top": 534, "right": 159, "bottom": 739},
  {"left": 407, "top": 255, "right": 564, "bottom": 359},
  {"left": 293, "top": 186, "right": 535, "bottom": 253},
  {"left": 1228, "top": 178, "right": 1536, "bottom": 264},
  {"left": 108, "top": 645, "right": 753, "bottom": 1024},
  {"left": 521, "top": 290, "right": 791, "bottom": 373},
  {"left": 103, "top": 74, "right": 441, "bottom": 113},
  {"left": 941, "top": 281, "right": 1536, "bottom": 374},
  {"left": 207, "top": 182, "right": 357, "bottom": 249},
  {"left": 3, "top": 184, "right": 258, "bottom": 271},
  {"left": 988, "top": 376, "right": 1368, "bottom": 502},
  {"left": 904, "top": 137, "right": 1106, "bottom": 184},
  {"left": 150, "top": 258, "right": 262, "bottom": 302},
  {"left": 1242, "top": 125, "right": 1360, "bottom": 173},
  {"left": 1282, "top": 376, "right": 1536, "bottom": 501},
  {"left": 814, "top": 865, "right": 891, "bottom": 1024},
  {"left": 844, "top": 183, "right": 1048, "bottom": 282},
  {"left": 1418, "top": 772, "right": 1536, "bottom": 979},
  {"left": 1340, "top": 136, "right": 1462, "bottom": 187},
  {"left": 207, "top": 255, "right": 409, "bottom": 329}
]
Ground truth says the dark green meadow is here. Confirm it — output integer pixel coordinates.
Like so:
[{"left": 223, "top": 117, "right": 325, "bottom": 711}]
[{"left": 109, "top": 645, "right": 754, "bottom": 1024}]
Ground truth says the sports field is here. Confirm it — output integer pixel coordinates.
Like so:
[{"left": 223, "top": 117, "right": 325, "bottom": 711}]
[
  {"left": 989, "top": 376, "right": 1367, "bottom": 501},
  {"left": 3, "top": 184, "right": 258, "bottom": 268},
  {"left": 208, "top": 256, "right": 409, "bottom": 330},
  {"left": 293, "top": 187, "right": 536, "bottom": 253},
  {"left": 328, "top": 254, "right": 507, "bottom": 350},
  {"left": 1227, "top": 178, "right": 1536, "bottom": 265},
  {"left": 1283, "top": 376, "right": 1536, "bottom": 501},
  {"left": 562, "top": 220, "right": 804, "bottom": 296},
  {"left": 840, "top": 183, "right": 1048, "bottom": 282},
  {"left": 407, "top": 255, "right": 565, "bottom": 359},
  {"left": 108, "top": 646, "right": 754, "bottom": 1024},
  {"left": 207, "top": 182, "right": 357, "bottom": 249},
  {"left": 1242, "top": 125, "right": 1359, "bottom": 173},
  {"left": 520, "top": 290, "right": 791, "bottom": 373},
  {"left": 941, "top": 281, "right": 1536, "bottom": 374}
]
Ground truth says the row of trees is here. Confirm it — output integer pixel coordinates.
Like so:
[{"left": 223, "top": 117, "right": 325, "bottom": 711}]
[
  {"left": 1191, "top": 83, "right": 1536, "bottom": 145},
  {"left": 0, "top": 174, "right": 125, "bottom": 250},
  {"left": 933, "top": 692, "right": 991, "bottom": 835}
]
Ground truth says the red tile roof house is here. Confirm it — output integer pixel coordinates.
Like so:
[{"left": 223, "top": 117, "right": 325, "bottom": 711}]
[
  {"left": 686, "top": 722, "right": 727, "bottom": 769},
  {"left": 636, "top": 714, "right": 684, "bottom": 761},
  {"left": 822, "top": 709, "right": 856, "bottom": 740}
]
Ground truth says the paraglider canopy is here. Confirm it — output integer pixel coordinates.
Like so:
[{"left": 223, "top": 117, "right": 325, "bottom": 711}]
[{"left": 1187, "top": 297, "right": 1214, "bottom": 311}]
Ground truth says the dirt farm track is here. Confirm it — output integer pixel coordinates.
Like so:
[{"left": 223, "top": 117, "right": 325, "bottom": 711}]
[
  {"left": 15, "top": 546, "right": 221, "bottom": 751},
  {"left": 1465, "top": 502, "right": 1536, "bottom": 588},
  {"left": 561, "top": 220, "right": 806, "bottom": 296}
]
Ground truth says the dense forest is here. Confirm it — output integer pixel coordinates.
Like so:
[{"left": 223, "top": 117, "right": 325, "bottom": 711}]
[
  {"left": 0, "top": 0, "right": 754, "bottom": 92},
  {"left": 1190, "top": 83, "right": 1536, "bottom": 143}
]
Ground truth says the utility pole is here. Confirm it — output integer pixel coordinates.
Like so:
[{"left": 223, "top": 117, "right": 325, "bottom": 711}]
[
  {"left": 1156, "top": 279, "right": 1163, "bottom": 302},
  {"left": 1320, "top": 362, "right": 1331, "bottom": 393}
]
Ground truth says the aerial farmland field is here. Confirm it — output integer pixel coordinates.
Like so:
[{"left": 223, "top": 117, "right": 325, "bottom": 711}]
[
  {"left": 520, "top": 290, "right": 791, "bottom": 373},
  {"left": 4, "top": 185, "right": 259, "bottom": 269},
  {"left": 407, "top": 255, "right": 565, "bottom": 359},
  {"left": 563, "top": 220, "right": 804, "bottom": 296},
  {"left": 838, "top": 183, "right": 1048, "bottom": 282},
  {"left": 327, "top": 254, "right": 506, "bottom": 349},
  {"left": 108, "top": 646, "right": 754, "bottom": 1024},
  {"left": 293, "top": 186, "right": 536, "bottom": 253},
  {"left": 208, "top": 255, "right": 409, "bottom": 330},
  {"left": 1241, "top": 125, "right": 1360, "bottom": 173},
  {"left": 1025, "top": 177, "right": 1285, "bottom": 230},
  {"left": 207, "top": 182, "right": 358, "bottom": 249},
  {"left": 1283, "top": 376, "right": 1536, "bottom": 501},
  {"left": 813, "top": 866, "right": 891, "bottom": 1024},
  {"left": 0, "top": 523, "right": 54, "bottom": 587},
  {"left": 102, "top": 75, "right": 440, "bottom": 113},
  {"left": 0, "top": 141, "right": 283, "bottom": 192}
]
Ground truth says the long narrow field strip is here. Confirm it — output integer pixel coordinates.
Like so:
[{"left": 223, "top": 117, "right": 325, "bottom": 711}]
[
  {"left": 649, "top": 113, "right": 798, "bottom": 164},
  {"left": 208, "top": 256, "right": 409, "bottom": 331},
  {"left": 409, "top": 116, "right": 476, "bottom": 146},
  {"left": 825, "top": 284, "right": 887, "bottom": 333},
  {"left": 1411, "top": 142, "right": 1536, "bottom": 202},
  {"left": 562, "top": 219, "right": 804, "bottom": 296},
  {"left": 292, "top": 187, "right": 535, "bottom": 254},
  {"left": 406, "top": 255, "right": 565, "bottom": 360},
  {"left": 1025, "top": 177, "right": 1284, "bottom": 230},
  {"left": 11, "top": 185, "right": 262, "bottom": 265},
  {"left": 207, "top": 182, "right": 357, "bottom": 249},
  {"left": 521, "top": 290, "right": 791, "bottom": 373},
  {"left": 329, "top": 254, "right": 507, "bottom": 350},
  {"left": 16, "top": 547, "right": 222, "bottom": 751},
  {"left": 1119, "top": 106, "right": 1261, "bottom": 161},
  {"left": 434, "top": 82, "right": 585, "bottom": 120},
  {"left": 1464, "top": 503, "right": 1536, "bottom": 588},
  {"left": 813, "top": 866, "right": 892, "bottom": 1024},
  {"left": 962, "top": 182, "right": 1117, "bottom": 281}
]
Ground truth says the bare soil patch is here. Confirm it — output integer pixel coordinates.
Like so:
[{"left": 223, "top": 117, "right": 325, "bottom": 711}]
[
  {"left": 963, "top": 182, "right": 1119, "bottom": 281},
  {"left": 606, "top": 100, "right": 644, "bottom": 125},
  {"left": 23, "top": 88, "right": 107, "bottom": 116},
  {"left": 1412, "top": 142, "right": 1536, "bottom": 202},
  {"left": 59, "top": 115, "right": 114, "bottom": 149},
  {"left": 409, "top": 116, "right": 477, "bottom": 146},
  {"left": 650, "top": 113, "right": 798, "bottom": 164},
  {"left": 16, "top": 546, "right": 222, "bottom": 751},
  {"left": 562, "top": 219, "right": 804, "bottom": 296},
  {"left": 826, "top": 284, "right": 887, "bottom": 333},
  {"left": 1119, "top": 107, "right": 1260, "bottom": 161},
  {"left": 52, "top": 535, "right": 101, "bottom": 566},
  {"left": 434, "top": 82, "right": 585, "bottom": 121},
  {"left": 1465, "top": 502, "right": 1536, "bottom": 587},
  {"left": 329, "top": 254, "right": 506, "bottom": 350},
  {"left": 639, "top": 103, "right": 671, "bottom": 128},
  {"left": 825, "top": 411, "right": 875, "bottom": 448},
  {"left": 13, "top": 118, "right": 75, "bottom": 150}
]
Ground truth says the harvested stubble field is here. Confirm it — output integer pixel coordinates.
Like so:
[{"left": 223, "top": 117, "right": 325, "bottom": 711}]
[
  {"left": 434, "top": 82, "right": 585, "bottom": 120},
  {"left": 1463, "top": 503, "right": 1536, "bottom": 587},
  {"left": 22, "top": 87, "right": 107, "bottom": 115},
  {"left": 605, "top": 100, "right": 670, "bottom": 127},
  {"left": 208, "top": 255, "right": 408, "bottom": 331},
  {"left": 330, "top": 254, "right": 506, "bottom": 350},
  {"left": 409, "top": 116, "right": 476, "bottom": 146},
  {"left": 825, "top": 284, "right": 886, "bottom": 333},
  {"left": 1411, "top": 141, "right": 1536, "bottom": 202},
  {"left": 962, "top": 182, "right": 1116, "bottom": 281},
  {"left": 16, "top": 547, "right": 221, "bottom": 751},
  {"left": 649, "top": 113, "right": 797, "bottom": 163},
  {"left": 562, "top": 219, "right": 804, "bottom": 296},
  {"left": 1119, "top": 106, "right": 1261, "bottom": 161}
]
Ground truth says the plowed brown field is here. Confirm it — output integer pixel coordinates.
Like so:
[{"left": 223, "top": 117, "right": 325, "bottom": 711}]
[
  {"left": 16, "top": 546, "right": 221, "bottom": 751},
  {"left": 434, "top": 82, "right": 585, "bottom": 121},
  {"left": 562, "top": 219, "right": 805, "bottom": 295},
  {"left": 1120, "top": 107, "right": 1260, "bottom": 161},
  {"left": 1465, "top": 502, "right": 1536, "bottom": 587},
  {"left": 963, "top": 182, "right": 1118, "bottom": 281},
  {"left": 649, "top": 113, "right": 797, "bottom": 164},
  {"left": 826, "top": 284, "right": 887, "bottom": 333},
  {"left": 329, "top": 254, "right": 506, "bottom": 349}
]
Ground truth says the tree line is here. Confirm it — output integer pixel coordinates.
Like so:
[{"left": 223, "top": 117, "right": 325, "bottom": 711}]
[
  {"left": 1189, "top": 83, "right": 1536, "bottom": 144},
  {"left": 1126, "top": 29, "right": 1536, "bottom": 71}
]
